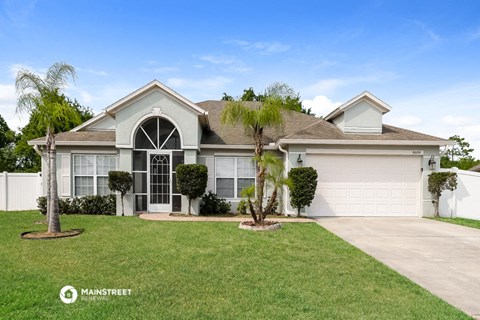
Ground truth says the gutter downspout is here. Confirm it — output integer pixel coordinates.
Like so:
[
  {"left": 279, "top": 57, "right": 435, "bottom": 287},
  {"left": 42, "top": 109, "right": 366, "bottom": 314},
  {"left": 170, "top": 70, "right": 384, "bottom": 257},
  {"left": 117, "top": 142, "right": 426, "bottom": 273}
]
[
  {"left": 277, "top": 144, "right": 296, "bottom": 216},
  {"left": 33, "top": 144, "right": 43, "bottom": 156}
]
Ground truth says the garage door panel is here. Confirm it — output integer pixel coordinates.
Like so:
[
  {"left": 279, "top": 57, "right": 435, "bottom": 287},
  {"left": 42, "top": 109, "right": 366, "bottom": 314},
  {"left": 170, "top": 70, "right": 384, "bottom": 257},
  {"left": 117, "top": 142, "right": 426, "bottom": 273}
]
[{"left": 309, "top": 155, "right": 420, "bottom": 217}]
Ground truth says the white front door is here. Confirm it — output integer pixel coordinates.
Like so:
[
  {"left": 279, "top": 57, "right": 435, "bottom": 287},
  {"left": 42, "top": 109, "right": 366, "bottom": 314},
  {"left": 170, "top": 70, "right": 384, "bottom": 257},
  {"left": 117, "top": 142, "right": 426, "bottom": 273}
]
[{"left": 147, "top": 151, "right": 172, "bottom": 212}]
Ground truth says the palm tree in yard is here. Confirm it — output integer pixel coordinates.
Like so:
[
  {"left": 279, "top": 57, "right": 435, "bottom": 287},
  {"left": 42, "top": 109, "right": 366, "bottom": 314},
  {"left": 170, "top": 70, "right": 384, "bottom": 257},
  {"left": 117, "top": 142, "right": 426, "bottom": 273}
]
[
  {"left": 15, "top": 62, "right": 79, "bottom": 233},
  {"left": 221, "top": 83, "right": 294, "bottom": 225}
]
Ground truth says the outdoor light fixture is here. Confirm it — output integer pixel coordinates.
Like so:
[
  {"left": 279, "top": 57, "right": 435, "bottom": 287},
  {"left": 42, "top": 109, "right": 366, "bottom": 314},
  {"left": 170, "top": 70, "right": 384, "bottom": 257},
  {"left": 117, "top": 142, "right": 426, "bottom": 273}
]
[
  {"left": 428, "top": 155, "right": 436, "bottom": 170},
  {"left": 297, "top": 154, "right": 303, "bottom": 167}
]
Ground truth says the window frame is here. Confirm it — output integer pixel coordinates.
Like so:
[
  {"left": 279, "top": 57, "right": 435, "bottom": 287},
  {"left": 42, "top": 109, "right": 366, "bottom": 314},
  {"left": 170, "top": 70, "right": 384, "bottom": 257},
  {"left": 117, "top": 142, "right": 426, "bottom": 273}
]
[
  {"left": 72, "top": 154, "right": 118, "bottom": 196},
  {"left": 215, "top": 157, "right": 256, "bottom": 199}
]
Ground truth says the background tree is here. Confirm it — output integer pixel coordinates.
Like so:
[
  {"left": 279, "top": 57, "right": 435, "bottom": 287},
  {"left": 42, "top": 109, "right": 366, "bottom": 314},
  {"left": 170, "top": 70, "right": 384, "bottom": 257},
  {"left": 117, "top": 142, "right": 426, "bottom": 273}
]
[
  {"left": 0, "top": 114, "right": 17, "bottom": 172},
  {"left": 428, "top": 172, "right": 458, "bottom": 217},
  {"left": 176, "top": 164, "right": 208, "bottom": 215},
  {"left": 108, "top": 171, "right": 133, "bottom": 216},
  {"left": 15, "top": 62, "right": 79, "bottom": 233},
  {"left": 441, "top": 135, "right": 480, "bottom": 170},
  {"left": 221, "top": 83, "right": 314, "bottom": 115},
  {"left": 14, "top": 95, "right": 93, "bottom": 172},
  {"left": 288, "top": 167, "right": 318, "bottom": 216}
]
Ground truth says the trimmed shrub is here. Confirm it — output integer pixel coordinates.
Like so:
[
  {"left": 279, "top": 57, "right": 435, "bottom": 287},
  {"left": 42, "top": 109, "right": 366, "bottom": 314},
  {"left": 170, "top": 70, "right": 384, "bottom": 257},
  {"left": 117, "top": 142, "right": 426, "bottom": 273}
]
[
  {"left": 36, "top": 194, "right": 116, "bottom": 215},
  {"left": 108, "top": 171, "right": 133, "bottom": 216},
  {"left": 200, "top": 191, "right": 231, "bottom": 215},
  {"left": 288, "top": 167, "right": 318, "bottom": 216},
  {"left": 37, "top": 196, "right": 47, "bottom": 215},
  {"left": 176, "top": 164, "right": 208, "bottom": 214},
  {"left": 428, "top": 172, "right": 458, "bottom": 217},
  {"left": 237, "top": 199, "right": 248, "bottom": 215}
]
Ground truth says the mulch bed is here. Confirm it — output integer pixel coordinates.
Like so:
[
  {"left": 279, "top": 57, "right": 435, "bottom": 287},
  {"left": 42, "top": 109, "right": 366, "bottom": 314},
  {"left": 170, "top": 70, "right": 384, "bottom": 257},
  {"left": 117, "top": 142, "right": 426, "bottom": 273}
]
[{"left": 20, "top": 229, "right": 84, "bottom": 240}]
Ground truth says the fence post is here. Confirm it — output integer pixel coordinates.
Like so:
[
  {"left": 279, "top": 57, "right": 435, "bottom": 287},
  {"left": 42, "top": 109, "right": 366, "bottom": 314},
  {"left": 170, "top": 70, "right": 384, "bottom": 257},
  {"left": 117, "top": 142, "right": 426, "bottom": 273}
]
[{"left": 2, "top": 172, "right": 7, "bottom": 211}]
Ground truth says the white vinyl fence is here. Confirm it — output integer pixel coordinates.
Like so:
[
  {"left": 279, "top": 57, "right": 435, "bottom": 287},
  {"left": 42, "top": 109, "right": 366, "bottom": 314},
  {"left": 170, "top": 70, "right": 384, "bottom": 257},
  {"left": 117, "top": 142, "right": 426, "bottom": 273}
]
[
  {"left": 0, "top": 172, "right": 42, "bottom": 211},
  {"left": 439, "top": 168, "right": 480, "bottom": 220}
]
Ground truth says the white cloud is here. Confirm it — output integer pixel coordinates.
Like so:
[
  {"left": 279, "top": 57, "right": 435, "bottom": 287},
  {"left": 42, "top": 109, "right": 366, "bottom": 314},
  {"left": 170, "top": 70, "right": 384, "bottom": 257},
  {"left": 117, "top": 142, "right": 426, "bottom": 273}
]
[
  {"left": 387, "top": 115, "right": 423, "bottom": 127},
  {"left": 0, "top": 83, "right": 26, "bottom": 131},
  {"left": 468, "top": 26, "right": 480, "bottom": 41},
  {"left": 227, "top": 39, "right": 290, "bottom": 55},
  {"left": 302, "top": 72, "right": 397, "bottom": 96},
  {"left": 167, "top": 76, "right": 233, "bottom": 90},
  {"left": 302, "top": 79, "right": 347, "bottom": 96},
  {"left": 3, "top": 0, "right": 37, "bottom": 27},
  {"left": 441, "top": 115, "right": 471, "bottom": 126},
  {"left": 199, "top": 55, "right": 237, "bottom": 65},
  {"left": 80, "top": 68, "right": 108, "bottom": 76},
  {"left": 413, "top": 20, "right": 441, "bottom": 42},
  {"left": 302, "top": 95, "right": 342, "bottom": 117},
  {"left": 140, "top": 66, "right": 179, "bottom": 73}
]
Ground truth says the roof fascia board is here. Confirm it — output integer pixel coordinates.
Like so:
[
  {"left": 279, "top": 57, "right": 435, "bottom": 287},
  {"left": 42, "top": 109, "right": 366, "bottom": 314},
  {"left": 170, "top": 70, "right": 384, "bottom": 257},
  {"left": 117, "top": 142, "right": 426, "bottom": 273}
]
[
  {"left": 276, "top": 138, "right": 454, "bottom": 147},
  {"left": 105, "top": 80, "right": 206, "bottom": 116}
]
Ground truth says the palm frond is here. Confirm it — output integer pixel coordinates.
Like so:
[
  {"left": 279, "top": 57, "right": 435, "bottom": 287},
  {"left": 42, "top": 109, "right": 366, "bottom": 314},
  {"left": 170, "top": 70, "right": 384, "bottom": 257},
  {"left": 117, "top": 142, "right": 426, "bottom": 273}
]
[
  {"left": 15, "top": 70, "right": 44, "bottom": 95},
  {"left": 45, "top": 62, "right": 76, "bottom": 89}
]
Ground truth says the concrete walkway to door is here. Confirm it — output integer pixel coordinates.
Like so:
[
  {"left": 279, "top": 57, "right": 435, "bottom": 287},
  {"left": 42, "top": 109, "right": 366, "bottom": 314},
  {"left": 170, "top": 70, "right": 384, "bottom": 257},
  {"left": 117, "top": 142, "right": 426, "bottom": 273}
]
[{"left": 315, "top": 217, "right": 480, "bottom": 319}]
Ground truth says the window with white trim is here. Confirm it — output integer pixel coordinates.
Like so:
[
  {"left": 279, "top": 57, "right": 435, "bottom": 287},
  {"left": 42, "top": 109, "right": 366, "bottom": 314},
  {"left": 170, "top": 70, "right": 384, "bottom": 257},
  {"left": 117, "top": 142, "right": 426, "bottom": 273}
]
[
  {"left": 73, "top": 155, "right": 117, "bottom": 196},
  {"left": 215, "top": 157, "right": 255, "bottom": 198}
]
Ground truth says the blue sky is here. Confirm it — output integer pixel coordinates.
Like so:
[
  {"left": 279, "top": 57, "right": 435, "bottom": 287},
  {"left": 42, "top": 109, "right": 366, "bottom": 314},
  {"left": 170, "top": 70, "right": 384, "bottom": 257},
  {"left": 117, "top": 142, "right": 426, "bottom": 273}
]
[{"left": 1, "top": 0, "right": 480, "bottom": 155}]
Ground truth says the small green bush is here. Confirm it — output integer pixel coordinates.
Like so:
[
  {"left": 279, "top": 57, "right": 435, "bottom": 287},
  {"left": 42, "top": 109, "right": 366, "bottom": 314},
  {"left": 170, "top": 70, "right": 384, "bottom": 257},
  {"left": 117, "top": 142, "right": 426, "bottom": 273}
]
[
  {"left": 176, "top": 164, "right": 208, "bottom": 214},
  {"left": 108, "top": 171, "right": 133, "bottom": 216},
  {"left": 428, "top": 171, "right": 458, "bottom": 217},
  {"left": 288, "top": 167, "right": 318, "bottom": 216},
  {"left": 36, "top": 195, "right": 116, "bottom": 215},
  {"left": 200, "top": 191, "right": 231, "bottom": 215},
  {"left": 37, "top": 196, "right": 47, "bottom": 215},
  {"left": 237, "top": 199, "right": 248, "bottom": 215}
]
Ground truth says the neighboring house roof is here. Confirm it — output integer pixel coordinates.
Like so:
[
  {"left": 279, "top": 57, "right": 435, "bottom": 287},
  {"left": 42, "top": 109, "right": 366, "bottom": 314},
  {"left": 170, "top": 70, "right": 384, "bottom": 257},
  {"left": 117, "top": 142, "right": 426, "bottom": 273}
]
[
  {"left": 469, "top": 164, "right": 480, "bottom": 172},
  {"left": 28, "top": 131, "right": 115, "bottom": 146},
  {"left": 197, "top": 100, "right": 449, "bottom": 146}
]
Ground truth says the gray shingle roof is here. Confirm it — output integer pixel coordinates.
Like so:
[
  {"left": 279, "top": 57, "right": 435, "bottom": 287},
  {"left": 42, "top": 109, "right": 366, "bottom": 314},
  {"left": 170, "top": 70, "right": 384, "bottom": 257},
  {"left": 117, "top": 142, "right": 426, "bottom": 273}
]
[
  {"left": 28, "top": 100, "right": 448, "bottom": 147},
  {"left": 197, "top": 100, "right": 447, "bottom": 145},
  {"left": 28, "top": 131, "right": 115, "bottom": 146}
]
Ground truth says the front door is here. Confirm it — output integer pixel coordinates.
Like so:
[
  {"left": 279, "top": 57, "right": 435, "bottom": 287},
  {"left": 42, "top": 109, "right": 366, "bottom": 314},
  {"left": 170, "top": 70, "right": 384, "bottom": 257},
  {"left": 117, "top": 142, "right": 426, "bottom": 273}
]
[{"left": 147, "top": 152, "right": 171, "bottom": 212}]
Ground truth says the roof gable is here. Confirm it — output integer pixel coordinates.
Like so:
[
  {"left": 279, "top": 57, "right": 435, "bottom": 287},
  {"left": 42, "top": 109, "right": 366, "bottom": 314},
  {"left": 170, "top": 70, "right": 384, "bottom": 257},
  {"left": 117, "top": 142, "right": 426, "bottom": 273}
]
[
  {"left": 325, "top": 91, "right": 391, "bottom": 121},
  {"left": 324, "top": 91, "right": 391, "bottom": 135},
  {"left": 73, "top": 80, "right": 209, "bottom": 132}
]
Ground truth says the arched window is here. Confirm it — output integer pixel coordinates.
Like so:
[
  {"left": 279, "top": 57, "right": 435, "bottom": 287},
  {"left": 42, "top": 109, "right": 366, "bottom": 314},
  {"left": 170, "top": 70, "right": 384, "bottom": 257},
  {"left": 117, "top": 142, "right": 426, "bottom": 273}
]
[{"left": 134, "top": 117, "right": 181, "bottom": 149}]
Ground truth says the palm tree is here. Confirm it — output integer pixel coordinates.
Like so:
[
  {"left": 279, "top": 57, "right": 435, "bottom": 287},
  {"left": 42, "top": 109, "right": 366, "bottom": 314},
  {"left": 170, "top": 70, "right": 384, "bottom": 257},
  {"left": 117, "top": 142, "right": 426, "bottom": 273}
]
[
  {"left": 15, "top": 62, "right": 79, "bottom": 233},
  {"left": 221, "top": 83, "right": 294, "bottom": 225}
]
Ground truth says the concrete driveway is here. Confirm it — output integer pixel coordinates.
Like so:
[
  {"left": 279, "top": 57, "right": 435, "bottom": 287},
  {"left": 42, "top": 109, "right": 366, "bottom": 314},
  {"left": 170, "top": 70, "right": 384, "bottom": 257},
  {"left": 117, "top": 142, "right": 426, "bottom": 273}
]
[{"left": 315, "top": 217, "right": 480, "bottom": 319}]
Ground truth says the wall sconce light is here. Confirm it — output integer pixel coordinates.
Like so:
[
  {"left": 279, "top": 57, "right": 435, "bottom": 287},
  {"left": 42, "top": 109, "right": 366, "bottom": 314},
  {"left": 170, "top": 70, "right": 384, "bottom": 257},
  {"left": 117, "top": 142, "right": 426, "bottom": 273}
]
[
  {"left": 297, "top": 154, "right": 303, "bottom": 167},
  {"left": 428, "top": 156, "right": 436, "bottom": 170}
]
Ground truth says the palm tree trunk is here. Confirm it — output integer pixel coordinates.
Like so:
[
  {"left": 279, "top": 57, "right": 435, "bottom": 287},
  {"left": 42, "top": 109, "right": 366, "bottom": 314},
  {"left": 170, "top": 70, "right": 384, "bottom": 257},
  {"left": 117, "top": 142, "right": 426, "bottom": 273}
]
[
  {"left": 121, "top": 195, "right": 125, "bottom": 216},
  {"left": 254, "top": 129, "right": 265, "bottom": 224},
  {"left": 263, "top": 188, "right": 278, "bottom": 218},
  {"left": 45, "top": 131, "right": 51, "bottom": 224},
  {"left": 47, "top": 133, "right": 61, "bottom": 233}
]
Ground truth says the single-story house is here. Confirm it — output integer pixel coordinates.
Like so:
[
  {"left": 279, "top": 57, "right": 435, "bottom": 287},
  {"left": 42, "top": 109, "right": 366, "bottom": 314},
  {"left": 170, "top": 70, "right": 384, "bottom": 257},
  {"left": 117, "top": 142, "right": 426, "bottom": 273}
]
[{"left": 29, "top": 80, "right": 451, "bottom": 217}]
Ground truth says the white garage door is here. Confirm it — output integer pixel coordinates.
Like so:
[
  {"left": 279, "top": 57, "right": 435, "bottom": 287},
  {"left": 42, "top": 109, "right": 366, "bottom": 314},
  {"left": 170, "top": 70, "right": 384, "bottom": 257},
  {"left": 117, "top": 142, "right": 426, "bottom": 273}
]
[{"left": 308, "top": 154, "right": 421, "bottom": 217}]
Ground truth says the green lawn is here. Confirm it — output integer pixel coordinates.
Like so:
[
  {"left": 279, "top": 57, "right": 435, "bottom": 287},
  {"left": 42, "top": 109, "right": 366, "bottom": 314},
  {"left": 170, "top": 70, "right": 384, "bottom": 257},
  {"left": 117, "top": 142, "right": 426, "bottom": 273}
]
[
  {"left": 0, "top": 211, "right": 470, "bottom": 320},
  {"left": 431, "top": 217, "right": 480, "bottom": 229}
]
